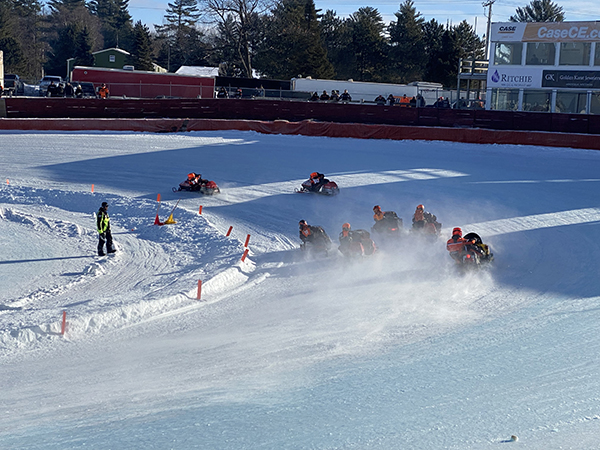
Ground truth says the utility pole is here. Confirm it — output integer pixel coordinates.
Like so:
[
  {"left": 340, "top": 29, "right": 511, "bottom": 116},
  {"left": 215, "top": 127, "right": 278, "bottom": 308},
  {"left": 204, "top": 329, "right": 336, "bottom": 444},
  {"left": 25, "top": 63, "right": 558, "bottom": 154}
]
[{"left": 483, "top": 0, "right": 496, "bottom": 59}]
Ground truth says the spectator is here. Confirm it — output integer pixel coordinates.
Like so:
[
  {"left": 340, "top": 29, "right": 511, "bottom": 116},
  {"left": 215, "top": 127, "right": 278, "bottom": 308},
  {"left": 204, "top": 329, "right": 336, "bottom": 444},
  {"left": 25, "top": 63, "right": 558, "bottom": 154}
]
[
  {"left": 98, "top": 83, "right": 110, "bottom": 99},
  {"left": 234, "top": 88, "right": 243, "bottom": 98},
  {"left": 387, "top": 94, "right": 395, "bottom": 106},
  {"left": 319, "top": 90, "right": 330, "bottom": 101},
  {"left": 75, "top": 84, "right": 83, "bottom": 98},
  {"left": 0, "top": 84, "right": 3, "bottom": 98},
  {"left": 57, "top": 83, "right": 65, "bottom": 97},
  {"left": 216, "top": 87, "right": 229, "bottom": 98},
  {"left": 309, "top": 92, "right": 319, "bottom": 101},
  {"left": 415, "top": 94, "right": 425, "bottom": 107},
  {"left": 330, "top": 90, "right": 340, "bottom": 102},
  {"left": 409, "top": 96, "right": 416, "bottom": 107},
  {"left": 399, "top": 94, "right": 410, "bottom": 107},
  {"left": 47, "top": 81, "right": 58, "bottom": 97},
  {"left": 340, "top": 89, "right": 352, "bottom": 102},
  {"left": 375, "top": 94, "right": 386, "bottom": 105},
  {"left": 64, "top": 82, "right": 74, "bottom": 98}
]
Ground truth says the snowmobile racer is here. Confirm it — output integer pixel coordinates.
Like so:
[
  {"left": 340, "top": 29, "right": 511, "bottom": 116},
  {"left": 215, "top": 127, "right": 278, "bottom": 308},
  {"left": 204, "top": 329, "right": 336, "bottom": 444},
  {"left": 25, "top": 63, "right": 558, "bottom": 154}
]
[
  {"left": 299, "top": 220, "right": 332, "bottom": 254},
  {"left": 412, "top": 204, "right": 441, "bottom": 235},
  {"left": 296, "top": 172, "right": 339, "bottom": 196},
  {"left": 446, "top": 227, "right": 492, "bottom": 267},
  {"left": 174, "top": 172, "right": 220, "bottom": 195},
  {"left": 371, "top": 205, "right": 403, "bottom": 236},
  {"left": 338, "top": 223, "right": 376, "bottom": 258}
]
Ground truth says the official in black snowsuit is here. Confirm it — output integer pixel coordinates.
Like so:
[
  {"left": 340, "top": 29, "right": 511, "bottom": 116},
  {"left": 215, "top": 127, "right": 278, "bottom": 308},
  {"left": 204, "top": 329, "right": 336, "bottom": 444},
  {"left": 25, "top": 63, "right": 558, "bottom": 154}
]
[{"left": 97, "top": 202, "right": 116, "bottom": 256}]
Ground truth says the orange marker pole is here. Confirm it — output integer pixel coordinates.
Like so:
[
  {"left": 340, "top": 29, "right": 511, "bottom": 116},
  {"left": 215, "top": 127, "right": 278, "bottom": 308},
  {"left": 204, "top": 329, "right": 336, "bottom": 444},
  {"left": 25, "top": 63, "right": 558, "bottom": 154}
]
[
  {"left": 226, "top": 226, "right": 233, "bottom": 237},
  {"left": 157, "top": 193, "right": 161, "bottom": 202},
  {"left": 241, "top": 249, "right": 249, "bottom": 262},
  {"left": 198, "top": 205, "right": 203, "bottom": 215},
  {"left": 6, "top": 179, "right": 9, "bottom": 185},
  {"left": 91, "top": 184, "right": 94, "bottom": 193},
  {"left": 197, "top": 280, "right": 202, "bottom": 300},
  {"left": 244, "top": 234, "right": 251, "bottom": 248},
  {"left": 61, "top": 311, "right": 67, "bottom": 335}
]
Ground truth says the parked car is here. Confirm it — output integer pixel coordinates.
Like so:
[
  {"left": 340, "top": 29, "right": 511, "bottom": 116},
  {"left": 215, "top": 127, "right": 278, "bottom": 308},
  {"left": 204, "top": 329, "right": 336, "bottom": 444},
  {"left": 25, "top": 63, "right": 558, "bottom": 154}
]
[
  {"left": 3, "top": 74, "right": 24, "bottom": 95},
  {"left": 76, "top": 82, "right": 97, "bottom": 98},
  {"left": 39, "top": 75, "right": 63, "bottom": 96}
]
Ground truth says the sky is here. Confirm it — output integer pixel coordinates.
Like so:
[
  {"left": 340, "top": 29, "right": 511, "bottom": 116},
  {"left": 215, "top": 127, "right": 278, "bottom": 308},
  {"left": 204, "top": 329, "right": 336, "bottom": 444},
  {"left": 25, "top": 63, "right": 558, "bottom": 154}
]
[
  {"left": 126, "top": 0, "right": 600, "bottom": 36},
  {"left": 2, "top": 128, "right": 600, "bottom": 449}
]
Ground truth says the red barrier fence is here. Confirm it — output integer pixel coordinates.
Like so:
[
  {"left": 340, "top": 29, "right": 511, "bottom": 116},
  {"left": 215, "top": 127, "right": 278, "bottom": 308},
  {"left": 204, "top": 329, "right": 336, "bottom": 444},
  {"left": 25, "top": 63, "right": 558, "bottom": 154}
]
[
  {"left": 1, "top": 117, "right": 598, "bottom": 150},
  {"left": 1, "top": 98, "right": 600, "bottom": 150},
  {"left": 4, "top": 97, "right": 600, "bottom": 135}
]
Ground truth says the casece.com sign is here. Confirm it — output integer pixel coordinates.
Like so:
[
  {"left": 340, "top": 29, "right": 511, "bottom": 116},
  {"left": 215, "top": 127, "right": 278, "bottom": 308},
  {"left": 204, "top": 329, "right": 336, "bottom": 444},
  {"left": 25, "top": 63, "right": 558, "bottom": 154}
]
[{"left": 492, "top": 22, "right": 600, "bottom": 43}]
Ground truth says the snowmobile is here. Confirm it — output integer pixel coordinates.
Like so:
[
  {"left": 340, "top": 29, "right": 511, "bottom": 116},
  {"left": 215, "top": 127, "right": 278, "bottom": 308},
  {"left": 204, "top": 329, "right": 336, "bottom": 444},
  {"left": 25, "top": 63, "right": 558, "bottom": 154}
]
[
  {"left": 173, "top": 175, "right": 220, "bottom": 195},
  {"left": 299, "top": 224, "right": 333, "bottom": 257},
  {"left": 411, "top": 218, "right": 442, "bottom": 237},
  {"left": 457, "top": 232, "right": 493, "bottom": 269},
  {"left": 371, "top": 212, "right": 403, "bottom": 238},
  {"left": 338, "top": 229, "right": 376, "bottom": 258},
  {"left": 295, "top": 178, "right": 340, "bottom": 196}
]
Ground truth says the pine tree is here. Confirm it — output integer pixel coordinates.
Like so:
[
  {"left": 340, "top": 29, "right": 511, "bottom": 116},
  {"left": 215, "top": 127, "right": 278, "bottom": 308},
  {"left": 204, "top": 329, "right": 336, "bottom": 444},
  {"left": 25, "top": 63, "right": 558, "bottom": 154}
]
[
  {"left": 130, "top": 20, "right": 154, "bottom": 71},
  {"left": 88, "top": 0, "right": 133, "bottom": 49},
  {"left": 510, "top": 0, "right": 565, "bottom": 22},
  {"left": 388, "top": 0, "right": 425, "bottom": 83},
  {"left": 254, "top": 0, "right": 333, "bottom": 79},
  {"left": 74, "top": 25, "right": 94, "bottom": 66},
  {"left": 346, "top": 7, "right": 387, "bottom": 82}
]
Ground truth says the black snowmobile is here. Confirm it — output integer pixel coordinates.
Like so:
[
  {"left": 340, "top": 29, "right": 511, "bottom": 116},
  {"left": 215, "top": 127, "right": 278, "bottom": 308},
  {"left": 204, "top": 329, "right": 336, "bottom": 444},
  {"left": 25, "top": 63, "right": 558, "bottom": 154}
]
[
  {"left": 299, "top": 224, "right": 333, "bottom": 256},
  {"left": 459, "top": 232, "right": 494, "bottom": 269},
  {"left": 371, "top": 211, "right": 403, "bottom": 238}
]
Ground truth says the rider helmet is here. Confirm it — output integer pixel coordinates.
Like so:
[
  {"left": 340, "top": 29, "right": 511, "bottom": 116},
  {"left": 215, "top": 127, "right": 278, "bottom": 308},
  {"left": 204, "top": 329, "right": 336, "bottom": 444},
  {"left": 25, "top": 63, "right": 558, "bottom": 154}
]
[
  {"left": 342, "top": 223, "right": 351, "bottom": 230},
  {"left": 310, "top": 172, "right": 318, "bottom": 179},
  {"left": 299, "top": 219, "right": 307, "bottom": 228},
  {"left": 452, "top": 227, "right": 462, "bottom": 237},
  {"left": 187, "top": 173, "right": 195, "bottom": 180},
  {"left": 417, "top": 204, "right": 424, "bottom": 210},
  {"left": 373, "top": 205, "right": 381, "bottom": 212}
]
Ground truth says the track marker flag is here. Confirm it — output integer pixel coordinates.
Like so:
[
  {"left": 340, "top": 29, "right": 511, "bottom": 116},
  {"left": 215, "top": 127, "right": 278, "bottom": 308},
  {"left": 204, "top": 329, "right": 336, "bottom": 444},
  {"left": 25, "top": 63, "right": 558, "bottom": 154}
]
[
  {"left": 244, "top": 234, "right": 251, "bottom": 247},
  {"left": 226, "top": 226, "right": 233, "bottom": 237},
  {"left": 61, "top": 311, "right": 67, "bottom": 335},
  {"left": 241, "top": 249, "right": 249, "bottom": 262}
]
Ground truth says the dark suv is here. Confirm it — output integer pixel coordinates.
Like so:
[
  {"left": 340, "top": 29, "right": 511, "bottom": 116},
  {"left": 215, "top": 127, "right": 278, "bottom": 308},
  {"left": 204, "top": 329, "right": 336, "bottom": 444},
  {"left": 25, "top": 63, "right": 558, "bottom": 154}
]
[{"left": 3, "top": 74, "right": 24, "bottom": 95}]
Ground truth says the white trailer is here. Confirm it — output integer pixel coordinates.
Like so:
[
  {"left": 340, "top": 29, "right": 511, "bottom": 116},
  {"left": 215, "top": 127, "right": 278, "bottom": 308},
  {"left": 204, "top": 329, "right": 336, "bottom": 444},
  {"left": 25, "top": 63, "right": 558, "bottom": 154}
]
[{"left": 291, "top": 77, "right": 446, "bottom": 105}]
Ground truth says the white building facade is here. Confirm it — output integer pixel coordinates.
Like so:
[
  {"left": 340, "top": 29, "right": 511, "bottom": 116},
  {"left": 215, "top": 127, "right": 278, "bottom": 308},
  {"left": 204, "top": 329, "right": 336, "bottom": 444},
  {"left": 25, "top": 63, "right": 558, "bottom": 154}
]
[{"left": 487, "top": 21, "right": 600, "bottom": 114}]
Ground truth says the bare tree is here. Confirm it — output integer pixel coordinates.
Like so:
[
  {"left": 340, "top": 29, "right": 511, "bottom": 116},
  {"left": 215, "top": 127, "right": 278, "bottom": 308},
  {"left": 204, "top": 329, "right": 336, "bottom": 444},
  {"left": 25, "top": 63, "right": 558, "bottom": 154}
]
[{"left": 201, "top": 0, "right": 273, "bottom": 77}]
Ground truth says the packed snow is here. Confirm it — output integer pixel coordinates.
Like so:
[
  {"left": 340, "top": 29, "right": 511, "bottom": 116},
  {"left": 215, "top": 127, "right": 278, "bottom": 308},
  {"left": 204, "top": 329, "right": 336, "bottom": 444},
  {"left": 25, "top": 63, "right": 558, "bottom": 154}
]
[{"left": 1, "top": 130, "right": 600, "bottom": 449}]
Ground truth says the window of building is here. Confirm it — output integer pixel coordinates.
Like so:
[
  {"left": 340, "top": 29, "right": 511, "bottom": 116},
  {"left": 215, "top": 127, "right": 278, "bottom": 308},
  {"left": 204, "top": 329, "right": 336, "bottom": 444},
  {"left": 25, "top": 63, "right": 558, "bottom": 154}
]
[
  {"left": 595, "top": 45, "right": 600, "bottom": 66},
  {"left": 522, "top": 90, "right": 551, "bottom": 112},
  {"left": 590, "top": 92, "right": 600, "bottom": 114},
  {"left": 490, "top": 89, "right": 519, "bottom": 111},
  {"left": 555, "top": 91, "right": 587, "bottom": 114},
  {"left": 494, "top": 43, "right": 523, "bottom": 65},
  {"left": 109, "top": 55, "right": 116, "bottom": 63},
  {"left": 559, "top": 42, "right": 591, "bottom": 66},
  {"left": 526, "top": 43, "right": 556, "bottom": 65}
]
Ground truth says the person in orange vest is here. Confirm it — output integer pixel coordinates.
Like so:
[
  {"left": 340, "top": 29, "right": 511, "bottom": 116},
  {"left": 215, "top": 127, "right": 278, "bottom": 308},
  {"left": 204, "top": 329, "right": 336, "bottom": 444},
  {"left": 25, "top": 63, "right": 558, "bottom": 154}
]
[
  {"left": 98, "top": 83, "right": 109, "bottom": 99},
  {"left": 446, "top": 227, "right": 477, "bottom": 263},
  {"left": 399, "top": 94, "right": 410, "bottom": 106}
]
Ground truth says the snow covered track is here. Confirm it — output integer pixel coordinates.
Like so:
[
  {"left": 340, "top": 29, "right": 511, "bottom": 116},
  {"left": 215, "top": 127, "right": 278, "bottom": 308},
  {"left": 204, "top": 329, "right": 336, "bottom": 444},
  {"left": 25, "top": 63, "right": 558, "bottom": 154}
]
[{"left": 2, "top": 130, "right": 600, "bottom": 449}]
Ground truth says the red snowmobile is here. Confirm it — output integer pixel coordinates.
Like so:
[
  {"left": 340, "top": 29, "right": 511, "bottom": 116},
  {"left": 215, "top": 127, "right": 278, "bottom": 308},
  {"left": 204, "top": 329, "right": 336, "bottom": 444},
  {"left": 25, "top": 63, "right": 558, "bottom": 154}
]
[
  {"left": 295, "top": 172, "right": 340, "bottom": 196},
  {"left": 173, "top": 173, "right": 220, "bottom": 195}
]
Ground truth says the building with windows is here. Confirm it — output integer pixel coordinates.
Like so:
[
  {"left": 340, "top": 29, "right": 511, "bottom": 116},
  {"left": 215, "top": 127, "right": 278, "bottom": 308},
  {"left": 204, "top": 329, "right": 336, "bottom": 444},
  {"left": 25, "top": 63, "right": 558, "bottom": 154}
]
[{"left": 487, "top": 21, "right": 600, "bottom": 114}]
